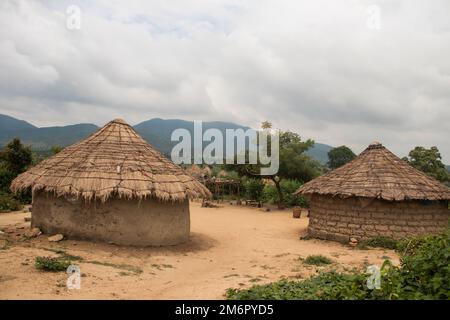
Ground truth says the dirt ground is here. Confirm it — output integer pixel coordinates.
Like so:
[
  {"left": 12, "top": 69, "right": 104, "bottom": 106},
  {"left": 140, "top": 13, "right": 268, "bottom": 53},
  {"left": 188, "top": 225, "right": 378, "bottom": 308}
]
[{"left": 0, "top": 201, "right": 398, "bottom": 300}]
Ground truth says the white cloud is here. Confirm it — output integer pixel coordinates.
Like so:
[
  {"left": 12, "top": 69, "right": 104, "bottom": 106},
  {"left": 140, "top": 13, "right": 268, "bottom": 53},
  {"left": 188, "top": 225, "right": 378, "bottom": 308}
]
[{"left": 0, "top": 0, "right": 449, "bottom": 162}]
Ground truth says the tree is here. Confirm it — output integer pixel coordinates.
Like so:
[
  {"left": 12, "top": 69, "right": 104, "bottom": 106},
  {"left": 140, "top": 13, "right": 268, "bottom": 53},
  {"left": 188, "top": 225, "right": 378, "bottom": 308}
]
[
  {"left": 327, "top": 145, "right": 356, "bottom": 169},
  {"left": 228, "top": 122, "right": 323, "bottom": 208},
  {"left": 0, "top": 138, "right": 32, "bottom": 176},
  {"left": 404, "top": 146, "right": 449, "bottom": 183},
  {"left": 51, "top": 145, "right": 63, "bottom": 155},
  {"left": 0, "top": 139, "right": 32, "bottom": 200}
]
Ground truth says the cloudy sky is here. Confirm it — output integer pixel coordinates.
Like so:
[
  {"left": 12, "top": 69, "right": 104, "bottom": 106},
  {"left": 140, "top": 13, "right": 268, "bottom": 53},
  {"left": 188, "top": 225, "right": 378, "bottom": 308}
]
[{"left": 0, "top": 0, "right": 449, "bottom": 161}]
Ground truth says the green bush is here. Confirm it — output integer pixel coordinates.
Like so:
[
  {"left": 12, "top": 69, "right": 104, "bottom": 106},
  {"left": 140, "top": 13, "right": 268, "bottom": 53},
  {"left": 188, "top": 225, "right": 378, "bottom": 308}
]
[
  {"left": 35, "top": 256, "right": 71, "bottom": 272},
  {"left": 262, "top": 179, "right": 309, "bottom": 207},
  {"left": 0, "top": 192, "right": 22, "bottom": 212},
  {"left": 243, "top": 178, "right": 265, "bottom": 201},
  {"left": 0, "top": 165, "right": 15, "bottom": 194},
  {"left": 227, "top": 226, "right": 450, "bottom": 300},
  {"left": 304, "top": 255, "right": 333, "bottom": 266},
  {"left": 359, "top": 236, "right": 399, "bottom": 250}
]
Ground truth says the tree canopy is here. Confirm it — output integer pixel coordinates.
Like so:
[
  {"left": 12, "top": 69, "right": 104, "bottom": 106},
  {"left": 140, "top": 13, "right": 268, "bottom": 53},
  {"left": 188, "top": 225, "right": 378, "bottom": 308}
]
[
  {"left": 327, "top": 145, "right": 356, "bottom": 169},
  {"left": 403, "top": 146, "right": 449, "bottom": 184},
  {"left": 228, "top": 122, "right": 323, "bottom": 208},
  {"left": 0, "top": 138, "right": 32, "bottom": 197}
]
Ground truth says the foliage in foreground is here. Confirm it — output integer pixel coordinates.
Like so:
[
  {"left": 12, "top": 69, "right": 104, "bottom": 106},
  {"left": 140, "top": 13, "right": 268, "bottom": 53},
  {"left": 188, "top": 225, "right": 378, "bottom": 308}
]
[
  {"left": 227, "top": 227, "right": 450, "bottom": 300},
  {"left": 35, "top": 256, "right": 72, "bottom": 272},
  {"left": 358, "top": 236, "right": 398, "bottom": 250}
]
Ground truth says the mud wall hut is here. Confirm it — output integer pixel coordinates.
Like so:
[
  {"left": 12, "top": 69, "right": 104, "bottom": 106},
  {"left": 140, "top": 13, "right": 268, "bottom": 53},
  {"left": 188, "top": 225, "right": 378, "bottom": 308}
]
[
  {"left": 11, "top": 119, "right": 211, "bottom": 246},
  {"left": 295, "top": 142, "right": 450, "bottom": 242}
]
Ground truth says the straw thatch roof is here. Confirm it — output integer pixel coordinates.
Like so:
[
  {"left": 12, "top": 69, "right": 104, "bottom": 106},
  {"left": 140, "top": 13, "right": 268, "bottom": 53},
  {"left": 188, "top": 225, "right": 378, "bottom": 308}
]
[
  {"left": 295, "top": 142, "right": 450, "bottom": 201},
  {"left": 186, "top": 164, "right": 204, "bottom": 179},
  {"left": 11, "top": 119, "right": 211, "bottom": 202}
]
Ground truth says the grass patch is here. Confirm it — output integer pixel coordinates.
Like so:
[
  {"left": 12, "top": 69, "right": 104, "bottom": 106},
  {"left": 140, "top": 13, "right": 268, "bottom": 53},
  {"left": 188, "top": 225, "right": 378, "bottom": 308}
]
[
  {"left": 86, "top": 260, "right": 143, "bottom": 275},
  {"left": 358, "top": 237, "right": 398, "bottom": 250},
  {"left": 35, "top": 256, "right": 71, "bottom": 272},
  {"left": 303, "top": 255, "right": 333, "bottom": 266},
  {"left": 151, "top": 263, "right": 174, "bottom": 270},
  {"left": 42, "top": 248, "right": 83, "bottom": 261}
]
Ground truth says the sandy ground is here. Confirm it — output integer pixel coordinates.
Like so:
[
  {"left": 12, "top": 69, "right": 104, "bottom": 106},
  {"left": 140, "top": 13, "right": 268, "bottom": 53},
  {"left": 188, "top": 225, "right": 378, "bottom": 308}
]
[{"left": 0, "top": 202, "right": 398, "bottom": 300}]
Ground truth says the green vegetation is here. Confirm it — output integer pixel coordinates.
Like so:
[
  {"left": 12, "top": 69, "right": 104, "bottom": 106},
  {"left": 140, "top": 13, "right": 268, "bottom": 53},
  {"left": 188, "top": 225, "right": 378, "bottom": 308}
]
[
  {"left": 0, "top": 138, "right": 33, "bottom": 211},
  {"left": 243, "top": 178, "right": 265, "bottom": 201},
  {"left": 227, "top": 226, "right": 450, "bottom": 300},
  {"left": 303, "top": 255, "right": 333, "bottom": 266},
  {"left": 42, "top": 248, "right": 83, "bottom": 262},
  {"left": 0, "top": 192, "right": 22, "bottom": 212},
  {"left": 358, "top": 237, "right": 398, "bottom": 250},
  {"left": 327, "top": 145, "right": 356, "bottom": 169},
  {"left": 262, "top": 179, "right": 309, "bottom": 207},
  {"left": 35, "top": 256, "right": 72, "bottom": 272},
  {"left": 228, "top": 122, "right": 324, "bottom": 208},
  {"left": 50, "top": 145, "right": 63, "bottom": 155},
  {"left": 403, "top": 146, "right": 449, "bottom": 185},
  {"left": 86, "top": 260, "right": 143, "bottom": 274}
]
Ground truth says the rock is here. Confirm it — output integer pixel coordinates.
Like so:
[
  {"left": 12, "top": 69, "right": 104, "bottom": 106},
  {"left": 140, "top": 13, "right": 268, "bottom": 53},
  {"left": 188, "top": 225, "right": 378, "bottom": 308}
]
[
  {"left": 24, "top": 217, "right": 31, "bottom": 222},
  {"left": 48, "top": 234, "right": 64, "bottom": 242},
  {"left": 349, "top": 237, "right": 359, "bottom": 247},
  {"left": 22, "top": 208, "right": 28, "bottom": 213},
  {"left": 24, "top": 227, "right": 42, "bottom": 238},
  {"left": 259, "top": 207, "right": 270, "bottom": 212},
  {"left": 0, "top": 230, "right": 5, "bottom": 235}
]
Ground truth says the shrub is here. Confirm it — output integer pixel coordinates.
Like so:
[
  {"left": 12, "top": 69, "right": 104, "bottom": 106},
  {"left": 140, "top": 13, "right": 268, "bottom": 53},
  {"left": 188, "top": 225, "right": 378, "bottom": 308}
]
[
  {"left": 227, "top": 226, "right": 450, "bottom": 300},
  {"left": 359, "top": 237, "right": 398, "bottom": 250},
  {"left": 262, "top": 179, "right": 309, "bottom": 207},
  {"left": 0, "top": 192, "right": 22, "bottom": 213},
  {"left": 304, "top": 255, "right": 333, "bottom": 266},
  {"left": 0, "top": 165, "right": 15, "bottom": 194},
  {"left": 243, "top": 178, "right": 265, "bottom": 201},
  {"left": 226, "top": 271, "right": 370, "bottom": 300},
  {"left": 35, "top": 256, "right": 71, "bottom": 272}
]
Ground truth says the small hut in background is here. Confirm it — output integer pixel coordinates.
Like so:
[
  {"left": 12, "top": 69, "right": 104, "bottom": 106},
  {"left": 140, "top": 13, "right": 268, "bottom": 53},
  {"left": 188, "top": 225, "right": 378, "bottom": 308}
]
[
  {"left": 11, "top": 119, "right": 211, "bottom": 246},
  {"left": 295, "top": 142, "right": 450, "bottom": 242},
  {"left": 186, "top": 164, "right": 212, "bottom": 184}
]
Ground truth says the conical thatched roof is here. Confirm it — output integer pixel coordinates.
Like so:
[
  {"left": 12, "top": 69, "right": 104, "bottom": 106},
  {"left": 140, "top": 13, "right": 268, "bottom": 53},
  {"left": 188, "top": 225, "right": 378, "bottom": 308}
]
[
  {"left": 11, "top": 119, "right": 211, "bottom": 202},
  {"left": 295, "top": 142, "right": 450, "bottom": 201}
]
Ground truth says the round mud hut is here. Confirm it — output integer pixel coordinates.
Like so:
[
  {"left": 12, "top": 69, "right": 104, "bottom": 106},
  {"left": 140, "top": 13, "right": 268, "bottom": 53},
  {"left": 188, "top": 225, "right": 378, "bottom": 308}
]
[
  {"left": 295, "top": 142, "right": 450, "bottom": 242},
  {"left": 10, "top": 119, "right": 211, "bottom": 246}
]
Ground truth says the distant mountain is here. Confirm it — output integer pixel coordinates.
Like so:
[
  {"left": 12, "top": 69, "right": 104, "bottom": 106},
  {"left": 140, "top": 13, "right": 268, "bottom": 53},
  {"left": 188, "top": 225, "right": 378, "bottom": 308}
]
[
  {"left": 0, "top": 118, "right": 99, "bottom": 150},
  {"left": 306, "top": 143, "right": 333, "bottom": 165},
  {"left": 0, "top": 114, "right": 333, "bottom": 164},
  {"left": 446, "top": 165, "right": 450, "bottom": 172},
  {"left": 0, "top": 114, "right": 36, "bottom": 131},
  {"left": 134, "top": 118, "right": 251, "bottom": 156}
]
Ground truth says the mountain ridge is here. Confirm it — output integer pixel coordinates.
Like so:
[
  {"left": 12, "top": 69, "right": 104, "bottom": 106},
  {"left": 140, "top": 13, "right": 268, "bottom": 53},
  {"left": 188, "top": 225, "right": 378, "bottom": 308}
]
[{"left": 0, "top": 113, "right": 333, "bottom": 164}]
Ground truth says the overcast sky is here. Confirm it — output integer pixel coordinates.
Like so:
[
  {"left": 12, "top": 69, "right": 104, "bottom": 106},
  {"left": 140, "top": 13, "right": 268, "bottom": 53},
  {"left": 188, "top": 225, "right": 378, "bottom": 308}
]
[{"left": 0, "top": 0, "right": 449, "bottom": 162}]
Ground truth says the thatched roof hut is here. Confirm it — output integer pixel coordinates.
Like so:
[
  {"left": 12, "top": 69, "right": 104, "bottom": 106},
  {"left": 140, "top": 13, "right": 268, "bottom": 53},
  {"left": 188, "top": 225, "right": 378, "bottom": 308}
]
[
  {"left": 295, "top": 142, "right": 450, "bottom": 242},
  {"left": 11, "top": 119, "right": 211, "bottom": 246}
]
